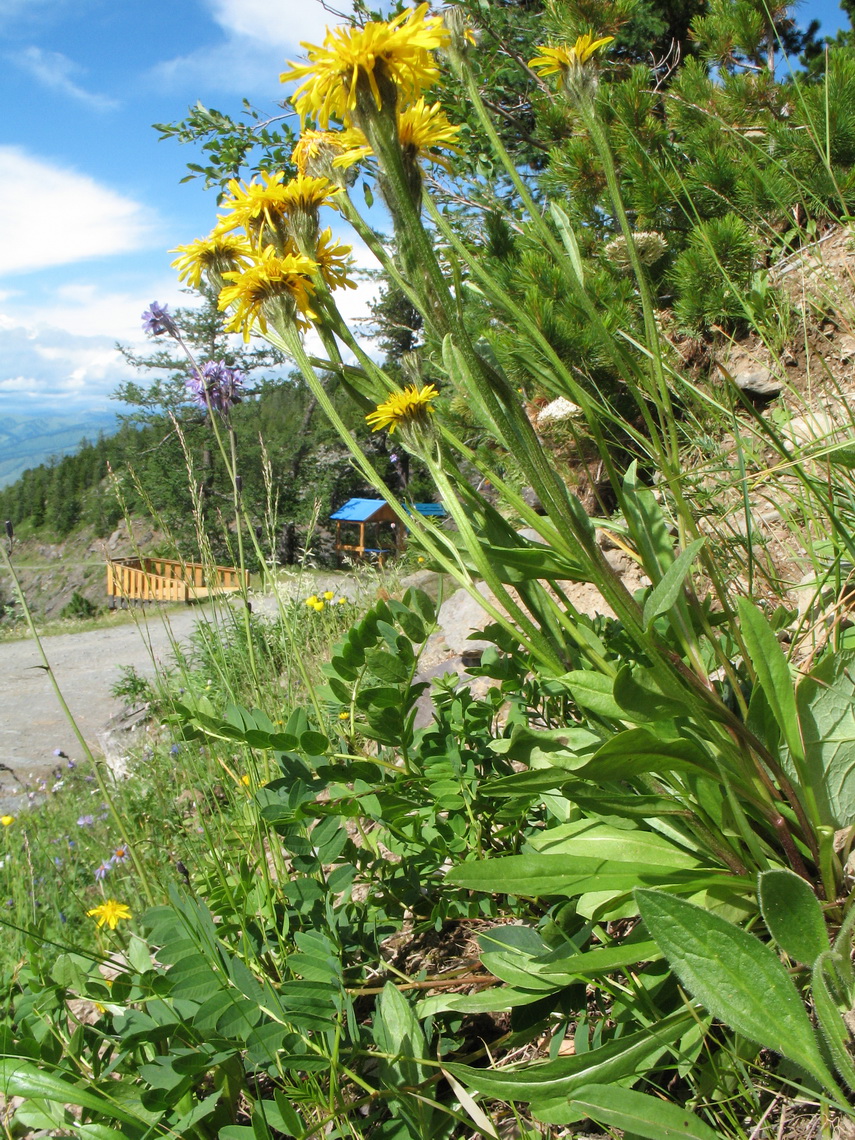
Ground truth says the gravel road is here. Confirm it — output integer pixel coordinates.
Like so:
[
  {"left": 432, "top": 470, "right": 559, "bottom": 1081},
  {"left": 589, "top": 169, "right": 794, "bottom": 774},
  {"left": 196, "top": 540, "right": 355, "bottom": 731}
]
[{"left": 0, "top": 602, "right": 234, "bottom": 807}]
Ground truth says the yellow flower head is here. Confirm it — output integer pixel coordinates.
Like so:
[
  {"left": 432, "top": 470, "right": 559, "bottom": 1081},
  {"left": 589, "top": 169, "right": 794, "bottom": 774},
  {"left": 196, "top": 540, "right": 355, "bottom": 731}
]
[
  {"left": 292, "top": 129, "right": 347, "bottom": 176},
  {"left": 337, "top": 596, "right": 347, "bottom": 604},
  {"left": 217, "top": 171, "right": 292, "bottom": 239},
  {"left": 218, "top": 247, "right": 318, "bottom": 340},
  {"left": 366, "top": 383, "right": 439, "bottom": 434},
  {"left": 279, "top": 174, "right": 342, "bottom": 215},
  {"left": 333, "top": 100, "right": 461, "bottom": 171},
  {"left": 240, "top": 774, "right": 251, "bottom": 787},
  {"left": 339, "top": 710, "right": 350, "bottom": 719},
  {"left": 529, "top": 33, "right": 614, "bottom": 76},
  {"left": 399, "top": 99, "right": 462, "bottom": 167},
  {"left": 171, "top": 231, "right": 254, "bottom": 289},
  {"left": 305, "top": 595, "right": 319, "bottom": 606},
  {"left": 0, "top": 815, "right": 14, "bottom": 827},
  {"left": 282, "top": 4, "right": 450, "bottom": 128},
  {"left": 87, "top": 899, "right": 132, "bottom": 930},
  {"left": 312, "top": 600, "right": 325, "bottom": 611},
  {"left": 323, "top": 590, "right": 335, "bottom": 600},
  {"left": 314, "top": 227, "right": 357, "bottom": 291}
]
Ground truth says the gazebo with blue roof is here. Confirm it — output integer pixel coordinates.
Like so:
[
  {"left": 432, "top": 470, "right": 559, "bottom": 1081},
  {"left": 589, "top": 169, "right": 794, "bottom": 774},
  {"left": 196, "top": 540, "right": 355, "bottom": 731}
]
[{"left": 330, "top": 498, "right": 444, "bottom": 559}]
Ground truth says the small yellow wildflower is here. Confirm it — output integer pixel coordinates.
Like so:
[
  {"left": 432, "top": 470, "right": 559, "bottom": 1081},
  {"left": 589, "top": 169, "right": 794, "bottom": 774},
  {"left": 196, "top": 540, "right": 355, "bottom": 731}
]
[
  {"left": 333, "top": 99, "right": 461, "bottom": 172},
  {"left": 366, "top": 383, "right": 439, "bottom": 434},
  {"left": 240, "top": 774, "right": 251, "bottom": 787},
  {"left": 339, "top": 711, "right": 350, "bottom": 719},
  {"left": 218, "top": 248, "right": 318, "bottom": 340},
  {"left": 529, "top": 33, "right": 614, "bottom": 76},
  {"left": 417, "top": 556, "right": 425, "bottom": 563},
  {"left": 306, "top": 594, "right": 320, "bottom": 606},
  {"left": 171, "top": 231, "right": 254, "bottom": 289},
  {"left": 314, "top": 228, "right": 357, "bottom": 292},
  {"left": 282, "top": 4, "right": 450, "bottom": 128},
  {"left": 312, "top": 600, "right": 325, "bottom": 612},
  {"left": 337, "top": 597, "right": 347, "bottom": 604},
  {"left": 323, "top": 590, "right": 335, "bottom": 600},
  {"left": 0, "top": 815, "right": 14, "bottom": 827},
  {"left": 216, "top": 171, "right": 292, "bottom": 238},
  {"left": 292, "top": 129, "right": 346, "bottom": 176},
  {"left": 87, "top": 899, "right": 132, "bottom": 930}
]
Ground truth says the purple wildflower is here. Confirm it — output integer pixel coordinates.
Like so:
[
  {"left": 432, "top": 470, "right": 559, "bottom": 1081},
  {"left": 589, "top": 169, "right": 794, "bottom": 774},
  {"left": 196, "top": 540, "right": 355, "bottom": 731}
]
[
  {"left": 77, "top": 814, "right": 95, "bottom": 827},
  {"left": 95, "top": 861, "right": 111, "bottom": 881},
  {"left": 170, "top": 744, "right": 181, "bottom": 756},
  {"left": 67, "top": 759, "right": 76, "bottom": 770},
  {"left": 111, "top": 845, "right": 129, "bottom": 863},
  {"left": 141, "top": 302, "right": 179, "bottom": 337},
  {"left": 186, "top": 361, "right": 244, "bottom": 413}
]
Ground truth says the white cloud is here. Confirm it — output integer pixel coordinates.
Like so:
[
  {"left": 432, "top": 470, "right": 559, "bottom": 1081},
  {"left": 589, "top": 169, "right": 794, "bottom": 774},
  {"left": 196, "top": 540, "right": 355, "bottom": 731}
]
[
  {"left": 13, "top": 47, "right": 118, "bottom": 110},
  {"left": 0, "top": 148, "right": 157, "bottom": 277},
  {"left": 150, "top": 0, "right": 334, "bottom": 96},
  {"left": 208, "top": 0, "right": 331, "bottom": 48}
]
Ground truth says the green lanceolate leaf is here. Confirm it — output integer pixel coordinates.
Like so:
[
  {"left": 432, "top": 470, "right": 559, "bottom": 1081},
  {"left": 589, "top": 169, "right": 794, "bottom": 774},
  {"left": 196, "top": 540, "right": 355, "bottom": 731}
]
[
  {"left": 572, "top": 728, "right": 711, "bottom": 782},
  {"left": 448, "top": 853, "right": 742, "bottom": 900},
  {"left": 812, "top": 951, "right": 855, "bottom": 1093},
  {"left": 550, "top": 201, "right": 586, "bottom": 284},
  {"left": 737, "top": 597, "right": 803, "bottom": 764},
  {"left": 758, "top": 868, "right": 828, "bottom": 965},
  {"left": 642, "top": 538, "right": 705, "bottom": 629},
  {"left": 444, "top": 1009, "right": 693, "bottom": 1107},
  {"left": 635, "top": 889, "right": 842, "bottom": 1095},
  {"left": 795, "top": 649, "right": 855, "bottom": 828},
  {"left": 571, "top": 1084, "right": 720, "bottom": 1139},
  {"left": 562, "top": 670, "right": 624, "bottom": 720},
  {"left": 0, "top": 1061, "right": 145, "bottom": 1128}
]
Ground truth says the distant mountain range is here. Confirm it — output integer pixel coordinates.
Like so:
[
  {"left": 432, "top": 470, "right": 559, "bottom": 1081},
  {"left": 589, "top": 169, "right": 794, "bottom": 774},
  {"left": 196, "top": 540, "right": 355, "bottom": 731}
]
[{"left": 0, "top": 410, "right": 118, "bottom": 488}]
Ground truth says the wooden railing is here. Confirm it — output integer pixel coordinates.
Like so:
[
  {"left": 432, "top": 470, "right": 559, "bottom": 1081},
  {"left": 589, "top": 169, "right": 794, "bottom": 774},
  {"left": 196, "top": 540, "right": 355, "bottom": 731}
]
[{"left": 106, "top": 557, "right": 249, "bottom": 604}]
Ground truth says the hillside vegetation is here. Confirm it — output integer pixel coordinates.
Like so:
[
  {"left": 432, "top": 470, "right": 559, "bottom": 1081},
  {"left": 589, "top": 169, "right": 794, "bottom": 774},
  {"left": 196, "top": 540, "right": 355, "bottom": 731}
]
[{"left": 6, "top": 1, "right": 855, "bottom": 1137}]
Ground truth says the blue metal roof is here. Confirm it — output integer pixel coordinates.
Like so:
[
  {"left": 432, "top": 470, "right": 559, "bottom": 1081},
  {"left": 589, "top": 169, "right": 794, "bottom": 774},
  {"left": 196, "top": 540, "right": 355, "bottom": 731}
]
[
  {"left": 330, "top": 498, "right": 386, "bottom": 522},
  {"left": 330, "top": 498, "right": 446, "bottom": 522}
]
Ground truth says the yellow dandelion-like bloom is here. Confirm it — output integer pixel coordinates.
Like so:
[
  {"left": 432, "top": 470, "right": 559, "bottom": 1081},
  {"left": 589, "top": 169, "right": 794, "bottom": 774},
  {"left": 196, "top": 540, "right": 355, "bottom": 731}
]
[
  {"left": 399, "top": 98, "right": 462, "bottom": 167},
  {"left": 339, "top": 710, "right": 350, "bottom": 719},
  {"left": 337, "top": 596, "right": 347, "bottom": 604},
  {"left": 87, "top": 899, "right": 132, "bottom": 930},
  {"left": 217, "top": 171, "right": 292, "bottom": 238},
  {"left": 240, "top": 774, "right": 251, "bottom": 787},
  {"left": 529, "top": 33, "right": 614, "bottom": 76},
  {"left": 171, "top": 231, "right": 255, "bottom": 289},
  {"left": 305, "top": 594, "right": 319, "bottom": 606},
  {"left": 218, "top": 248, "right": 318, "bottom": 341},
  {"left": 312, "top": 600, "right": 325, "bottom": 611},
  {"left": 366, "top": 383, "right": 439, "bottom": 433},
  {"left": 279, "top": 174, "right": 342, "bottom": 214},
  {"left": 281, "top": 4, "right": 450, "bottom": 128},
  {"left": 0, "top": 815, "right": 14, "bottom": 827},
  {"left": 314, "top": 227, "right": 357, "bottom": 291},
  {"left": 323, "top": 590, "right": 335, "bottom": 600},
  {"left": 333, "top": 100, "right": 461, "bottom": 171},
  {"left": 292, "top": 129, "right": 347, "bottom": 176}
]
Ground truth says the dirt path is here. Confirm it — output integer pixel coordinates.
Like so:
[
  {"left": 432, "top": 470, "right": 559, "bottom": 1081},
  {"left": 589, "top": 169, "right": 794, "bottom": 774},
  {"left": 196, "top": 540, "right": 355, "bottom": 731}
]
[{"left": 0, "top": 603, "right": 236, "bottom": 804}]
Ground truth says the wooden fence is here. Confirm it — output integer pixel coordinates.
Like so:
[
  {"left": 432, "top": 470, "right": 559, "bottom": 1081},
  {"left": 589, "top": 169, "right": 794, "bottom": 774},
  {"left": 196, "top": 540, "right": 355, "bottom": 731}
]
[{"left": 106, "top": 557, "right": 249, "bottom": 604}]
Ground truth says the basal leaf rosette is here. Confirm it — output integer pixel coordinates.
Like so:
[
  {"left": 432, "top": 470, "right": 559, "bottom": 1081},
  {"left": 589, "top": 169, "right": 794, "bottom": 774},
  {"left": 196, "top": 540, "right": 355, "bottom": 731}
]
[
  {"left": 218, "top": 247, "right": 319, "bottom": 340},
  {"left": 281, "top": 3, "right": 450, "bottom": 128}
]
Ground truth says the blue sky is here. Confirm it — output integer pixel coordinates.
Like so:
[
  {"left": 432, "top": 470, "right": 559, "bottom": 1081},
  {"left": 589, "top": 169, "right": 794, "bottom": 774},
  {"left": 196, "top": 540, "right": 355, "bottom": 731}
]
[
  {"left": 0, "top": 0, "right": 355, "bottom": 415},
  {"left": 0, "top": 0, "right": 850, "bottom": 416}
]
